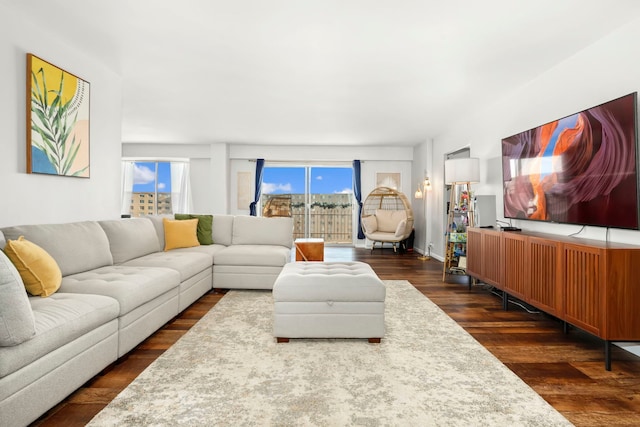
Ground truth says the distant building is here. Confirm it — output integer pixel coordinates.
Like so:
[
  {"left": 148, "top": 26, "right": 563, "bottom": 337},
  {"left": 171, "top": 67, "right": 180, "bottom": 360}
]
[{"left": 130, "top": 192, "right": 172, "bottom": 217}]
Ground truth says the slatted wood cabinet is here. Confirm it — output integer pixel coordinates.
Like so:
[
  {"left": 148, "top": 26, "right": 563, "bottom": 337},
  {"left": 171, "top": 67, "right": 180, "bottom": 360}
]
[{"left": 466, "top": 228, "right": 640, "bottom": 369}]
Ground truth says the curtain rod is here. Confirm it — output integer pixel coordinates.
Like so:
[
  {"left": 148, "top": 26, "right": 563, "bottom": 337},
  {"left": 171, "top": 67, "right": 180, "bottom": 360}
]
[{"left": 247, "top": 159, "right": 363, "bottom": 165}]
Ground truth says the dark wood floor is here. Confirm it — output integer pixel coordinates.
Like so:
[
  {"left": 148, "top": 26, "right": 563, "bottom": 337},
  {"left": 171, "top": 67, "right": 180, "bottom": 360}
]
[{"left": 33, "top": 247, "right": 640, "bottom": 426}]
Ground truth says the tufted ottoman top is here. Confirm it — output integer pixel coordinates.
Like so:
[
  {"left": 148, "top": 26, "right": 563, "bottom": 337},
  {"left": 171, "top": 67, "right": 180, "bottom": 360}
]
[{"left": 273, "top": 261, "right": 385, "bottom": 302}]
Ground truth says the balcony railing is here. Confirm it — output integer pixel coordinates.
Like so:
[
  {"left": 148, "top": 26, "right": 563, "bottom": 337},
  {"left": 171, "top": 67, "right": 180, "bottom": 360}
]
[{"left": 291, "top": 207, "right": 353, "bottom": 243}]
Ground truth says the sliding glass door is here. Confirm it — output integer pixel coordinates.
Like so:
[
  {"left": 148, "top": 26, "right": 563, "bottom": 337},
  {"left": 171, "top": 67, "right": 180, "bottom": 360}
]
[{"left": 262, "top": 165, "right": 353, "bottom": 244}]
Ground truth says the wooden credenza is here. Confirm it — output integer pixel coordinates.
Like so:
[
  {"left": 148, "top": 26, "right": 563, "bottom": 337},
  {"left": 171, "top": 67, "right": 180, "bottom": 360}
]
[{"left": 467, "top": 227, "right": 640, "bottom": 370}]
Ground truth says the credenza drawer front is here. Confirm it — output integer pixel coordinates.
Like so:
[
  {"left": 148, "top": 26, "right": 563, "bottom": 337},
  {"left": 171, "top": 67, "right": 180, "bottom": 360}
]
[
  {"left": 529, "top": 239, "right": 562, "bottom": 315},
  {"left": 564, "top": 245, "right": 601, "bottom": 335}
]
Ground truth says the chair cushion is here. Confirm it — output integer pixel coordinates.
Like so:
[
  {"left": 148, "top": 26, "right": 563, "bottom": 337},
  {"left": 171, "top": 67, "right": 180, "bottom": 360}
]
[
  {"left": 0, "top": 251, "right": 36, "bottom": 346},
  {"left": 375, "top": 210, "right": 407, "bottom": 233},
  {"left": 4, "top": 237, "right": 62, "bottom": 297},
  {"left": 361, "top": 215, "right": 378, "bottom": 234}
]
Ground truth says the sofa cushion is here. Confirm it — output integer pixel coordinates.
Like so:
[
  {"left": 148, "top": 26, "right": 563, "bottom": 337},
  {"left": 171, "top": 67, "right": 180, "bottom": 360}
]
[
  {"left": 232, "top": 216, "right": 293, "bottom": 247},
  {"left": 213, "top": 245, "right": 292, "bottom": 267},
  {"left": 4, "top": 237, "right": 62, "bottom": 297},
  {"left": 172, "top": 244, "right": 227, "bottom": 258},
  {"left": 163, "top": 218, "right": 200, "bottom": 251},
  {"left": 375, "top": 209, "right": 406, "bottom": 233},
  {"left": 99, "top": 218, "right": 161, "bottom": 264},
  {"left": 60, "top": 266, "right": 180, "bottom": 316},
  {"left": 174, "top": 214, "right": 214, "bottom": 245},
  {"left": 144, "top": 215, "right": 174, "bottom": 249},
  {"left": 212, "top": 215, "right": 234, "bottom": 246},
  {"left": 0, "top": 251, "right": 36, "bottom": 346},
  {"left": 1, "top": 222, "right": 113, "bottom": 276},
  {"left": 0, "top": 292, "right": 119, "bottom": 378},
  {"left": 123, "top": 251, "right": 213, "bottom": 282}
]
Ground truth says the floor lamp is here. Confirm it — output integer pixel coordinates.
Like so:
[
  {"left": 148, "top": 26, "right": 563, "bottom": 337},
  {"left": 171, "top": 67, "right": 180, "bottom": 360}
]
[{"left": 414, "top": 176, "right": 432, "bottom": 260}]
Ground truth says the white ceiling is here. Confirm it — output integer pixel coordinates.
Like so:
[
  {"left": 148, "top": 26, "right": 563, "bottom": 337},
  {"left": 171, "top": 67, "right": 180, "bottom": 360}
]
[{"left": 7, "top": 0, "right": 640, "bottom": 146}]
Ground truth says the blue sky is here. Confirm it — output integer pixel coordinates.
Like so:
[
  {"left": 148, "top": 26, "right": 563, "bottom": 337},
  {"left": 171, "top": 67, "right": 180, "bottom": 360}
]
[
  {"left": 263, "top": 167, "right": 352, "bottom": 194},
  {"left": 132, "top": 162, "right": 171, "bottom": 192},
  {"left": 130, "top": 163, "right": 352, "bottom": 195}
]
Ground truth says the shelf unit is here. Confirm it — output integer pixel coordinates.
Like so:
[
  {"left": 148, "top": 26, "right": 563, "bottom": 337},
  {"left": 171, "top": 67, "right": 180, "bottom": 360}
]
[
  {"left": 466, "top": 227, "right": 640, "bottom": 370},
  {"left": 442, "top": 185, "right": 474, "bottom": 280}
]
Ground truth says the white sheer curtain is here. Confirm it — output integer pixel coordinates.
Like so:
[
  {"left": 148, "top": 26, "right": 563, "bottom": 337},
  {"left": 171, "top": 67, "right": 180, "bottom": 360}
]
[
  {"left": 170, "top": 162, "right": 192, "bottom": 214},
  {"left": 121, "top": 161, "right": 135, "bottom": 215}
]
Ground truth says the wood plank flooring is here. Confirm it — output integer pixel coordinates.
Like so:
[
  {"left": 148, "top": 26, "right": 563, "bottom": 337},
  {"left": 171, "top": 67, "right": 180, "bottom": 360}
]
[{"left": 32, "top": 247, "right": 640, "bottom": 426}]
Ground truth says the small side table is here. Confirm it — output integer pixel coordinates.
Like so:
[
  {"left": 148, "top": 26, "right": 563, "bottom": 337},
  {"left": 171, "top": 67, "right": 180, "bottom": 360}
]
[{"left": 295, "top": 238, "right": 324, "bottom": 261}]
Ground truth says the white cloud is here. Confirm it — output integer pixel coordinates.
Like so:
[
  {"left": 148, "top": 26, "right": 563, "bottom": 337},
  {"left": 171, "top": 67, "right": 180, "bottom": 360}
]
[
  {"left": 158, "top": 182, "right": 166, "bottom": 190},
  {"left": 133, "top": 164, "right": 155, "bottom": 184},
  {"left": 316, "top": 175, "right": 323, "bottom": 180},
  {"left": 262, "top": 182, "right": 293, "bottom": 194},
  {"left": 336, "top": 188, "right": 353, "bottom": 194}
]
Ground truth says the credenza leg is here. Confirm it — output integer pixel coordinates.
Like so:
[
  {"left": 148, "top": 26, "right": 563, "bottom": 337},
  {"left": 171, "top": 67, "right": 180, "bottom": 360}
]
[
  {"left": 605, "top": 340, "right": 612, "bottom": 371},
  {"left": 502, "top": 291, "right": 508, "bottom": 311},
  {"left": 563, "top": 321, "right": 568, "bottom": 334}
]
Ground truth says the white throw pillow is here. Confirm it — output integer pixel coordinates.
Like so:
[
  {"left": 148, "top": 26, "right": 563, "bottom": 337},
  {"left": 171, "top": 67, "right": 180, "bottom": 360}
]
[
  {"left": 361, "top": 215, "right": 378, "bottom": 234},
  {"left": 375, "top": 210, "right": 407, "bottom": 233},
  {"left": 0, "top": 250, "right": 36, "bottom": 346}
]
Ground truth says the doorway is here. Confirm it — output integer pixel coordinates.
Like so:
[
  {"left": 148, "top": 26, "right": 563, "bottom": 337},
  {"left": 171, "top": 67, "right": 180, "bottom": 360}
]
[{"left": 261, "top": 165, "right": 353, "bottom": 244}]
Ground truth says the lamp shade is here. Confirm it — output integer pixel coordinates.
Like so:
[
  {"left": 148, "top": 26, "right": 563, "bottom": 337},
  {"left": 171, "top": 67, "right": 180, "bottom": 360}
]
[{"left": 445, "top": 157, "right": 480, "bottom": 184}]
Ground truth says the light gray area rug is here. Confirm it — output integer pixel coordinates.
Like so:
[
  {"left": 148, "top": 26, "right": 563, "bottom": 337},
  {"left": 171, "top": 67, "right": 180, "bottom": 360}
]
[{"left": 89, "top": 280, "right": 572, "bottom": 426}]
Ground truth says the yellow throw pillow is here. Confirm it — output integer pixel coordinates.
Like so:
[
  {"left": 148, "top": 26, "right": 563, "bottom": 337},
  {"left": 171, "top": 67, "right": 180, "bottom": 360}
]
[
  {"left": 4, "top": 236, "right": 62, "bottom": 297},
  {"left": 163, "top": 218, "right": 200, "bottom": 251}
]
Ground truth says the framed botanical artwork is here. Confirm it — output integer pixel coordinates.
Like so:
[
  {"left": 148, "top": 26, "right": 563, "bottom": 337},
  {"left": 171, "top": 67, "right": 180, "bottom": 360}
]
[
  {"left": 376, "top": 172, "right": 401, "bottom": 190},
  {"left": 27, "top": 54, "right": 90, "bottom": 177}
]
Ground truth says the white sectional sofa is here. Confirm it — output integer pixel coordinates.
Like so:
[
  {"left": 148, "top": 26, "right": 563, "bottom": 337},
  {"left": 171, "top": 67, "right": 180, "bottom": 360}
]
[{"left": 0, "top": 214, "right": 293, "bottom": 427}]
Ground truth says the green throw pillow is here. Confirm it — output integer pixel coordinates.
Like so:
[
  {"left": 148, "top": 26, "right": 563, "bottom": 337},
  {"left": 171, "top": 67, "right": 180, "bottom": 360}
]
[{"left": 174, "top": 214, "right": 214, "bottom": 245}]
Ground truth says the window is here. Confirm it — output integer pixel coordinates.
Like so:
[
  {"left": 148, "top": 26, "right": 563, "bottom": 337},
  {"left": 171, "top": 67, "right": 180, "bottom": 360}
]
[
  {"left": 121, "top": 160, "right": 191, "bottom": 217},
  {"left": 261, "top": 166, "right": 353, "bottom": 243}
]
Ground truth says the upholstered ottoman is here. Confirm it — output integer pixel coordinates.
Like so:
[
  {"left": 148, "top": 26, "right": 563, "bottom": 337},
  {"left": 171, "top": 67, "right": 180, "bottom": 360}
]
[{"left": 273, "top": 261, "right": 385, "bottom": 342}]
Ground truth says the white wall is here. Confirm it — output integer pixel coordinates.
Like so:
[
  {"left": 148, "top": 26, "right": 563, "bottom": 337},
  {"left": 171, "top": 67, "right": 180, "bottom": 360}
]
[
  {"left": 431, "top": 17, "right": 640, "bottom": 259},
  {"left": 0, "top": 5, "right": 122, "bottom": 227},
  {"left": 411, "top": 140, "right": 434, "bottom": 257}
]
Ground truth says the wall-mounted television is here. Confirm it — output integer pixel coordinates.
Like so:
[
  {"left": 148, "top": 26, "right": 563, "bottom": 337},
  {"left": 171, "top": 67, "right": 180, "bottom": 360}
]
[{"left": 501, "top": 92, "right": 639, "bottom": 230}]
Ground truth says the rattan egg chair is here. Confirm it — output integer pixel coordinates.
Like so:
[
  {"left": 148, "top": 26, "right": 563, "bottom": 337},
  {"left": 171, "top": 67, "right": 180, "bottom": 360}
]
[
  {"left": 262, "top": 194, "right": 292, "bottom": 217},
  {"left": 361, "top": 186, "right": 414, "bottom": 252}
]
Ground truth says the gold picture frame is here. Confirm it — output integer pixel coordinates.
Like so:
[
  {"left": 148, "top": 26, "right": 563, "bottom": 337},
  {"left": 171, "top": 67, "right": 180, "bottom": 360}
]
[{"left": 27, "top": 54, "right": 90, "bottom": 177}]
